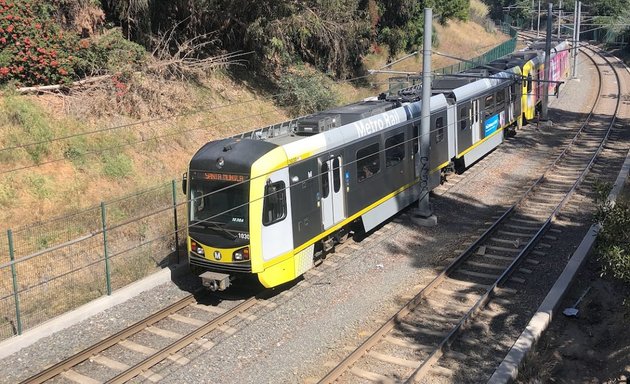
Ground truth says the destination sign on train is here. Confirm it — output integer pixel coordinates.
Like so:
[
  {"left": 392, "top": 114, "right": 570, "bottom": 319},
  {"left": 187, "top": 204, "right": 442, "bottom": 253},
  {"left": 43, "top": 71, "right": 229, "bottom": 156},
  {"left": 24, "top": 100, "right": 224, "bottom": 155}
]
[{"left": 192, "top": 172, "right": 248, "bottom": 182}]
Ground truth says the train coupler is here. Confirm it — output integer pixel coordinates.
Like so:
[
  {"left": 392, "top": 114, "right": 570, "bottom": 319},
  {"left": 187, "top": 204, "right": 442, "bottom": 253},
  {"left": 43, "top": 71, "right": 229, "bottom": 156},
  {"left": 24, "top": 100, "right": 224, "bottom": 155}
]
[{"left": 200, "top": 271, "right": 231, "bottom": 291}]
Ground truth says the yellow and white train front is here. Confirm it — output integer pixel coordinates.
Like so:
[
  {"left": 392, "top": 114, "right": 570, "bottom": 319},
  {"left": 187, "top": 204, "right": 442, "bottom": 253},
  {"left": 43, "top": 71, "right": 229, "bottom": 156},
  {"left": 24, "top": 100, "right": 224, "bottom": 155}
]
[{"left": 185, "top": 138, "right": 300, "bottom": 290}]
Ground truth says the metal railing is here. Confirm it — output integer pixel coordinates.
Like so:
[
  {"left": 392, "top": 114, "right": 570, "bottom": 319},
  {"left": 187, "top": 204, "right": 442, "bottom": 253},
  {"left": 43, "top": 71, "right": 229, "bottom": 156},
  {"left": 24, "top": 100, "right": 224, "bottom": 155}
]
[{"left": 0, "top": 181, "right": 185, "bottom": 340}]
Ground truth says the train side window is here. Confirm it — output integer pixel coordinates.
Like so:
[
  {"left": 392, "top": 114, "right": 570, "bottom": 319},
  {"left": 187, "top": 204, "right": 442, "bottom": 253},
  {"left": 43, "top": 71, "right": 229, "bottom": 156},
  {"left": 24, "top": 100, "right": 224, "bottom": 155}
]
[
  {"left": 527, "top": 74, "right": 532, "bottom": 93},
  {"left": 321, "top": 161, "right": 330, "bottom": 199},
  {"left": 332, "top": 158, "right": 341, "bottom": 193},
  {"left": 435, "top": 117, "right": 445, "bottom": 143},
  {"left": 484, "top": 95, "right": 494, "bottom": 114},
  {"left": 459, "top": 107, "right": 469, "bottom": 130},
  {"left": 356, "top": 143, "right": 380, "bottom": 182},
  {"left": 262, "top": 180, "right": 286, "bottom": 226},
  {"left": 385, "top": 132, "right": 405, "bottom": 167},
  {"left": 496, "top": 89, "right": 505, "bottom": 106},
  {"left": 412, "top": 125, "right": 419, "bottom": 154}
]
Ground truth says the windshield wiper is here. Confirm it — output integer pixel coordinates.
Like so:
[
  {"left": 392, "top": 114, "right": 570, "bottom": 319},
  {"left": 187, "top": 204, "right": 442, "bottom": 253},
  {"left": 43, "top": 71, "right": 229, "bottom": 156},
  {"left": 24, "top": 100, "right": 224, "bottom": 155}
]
[{"left": 207, "top": 221, "right": 238, "bottom": 240}]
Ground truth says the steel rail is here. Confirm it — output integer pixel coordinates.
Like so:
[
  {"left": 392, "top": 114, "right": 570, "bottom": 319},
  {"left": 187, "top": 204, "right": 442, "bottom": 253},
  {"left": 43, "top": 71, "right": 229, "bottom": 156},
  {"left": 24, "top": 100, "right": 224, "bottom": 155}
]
[
  {"left": 106, "top": 296, "right": 259, "bottom": 383},
  {"left": 20, "top": 295, "right": 196, "bottom": 384}
]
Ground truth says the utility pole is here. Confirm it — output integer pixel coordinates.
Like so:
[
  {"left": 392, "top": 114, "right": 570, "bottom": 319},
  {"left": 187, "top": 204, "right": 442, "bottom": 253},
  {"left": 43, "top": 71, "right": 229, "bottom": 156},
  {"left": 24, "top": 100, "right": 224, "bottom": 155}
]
[
  {"left": 537, "top": 0, "right": 541, "bottom": 37},
  {"left": 571, "top": 0, "right": 577, "bottom": 65},
  {"left": 572, "top": 1, "right": 581, "bottom": 78},
  {"left": 542, "top": 2, "right": 553, "bottom": 121},
  {"left": 412, "top": 7, "right": 437, "bottom": 227},
  {"left": 531, "top": 0, "right": 535, "bottom": 30},
  {"left": 558, "top": 0, "right": 563, "bottom": 38}
]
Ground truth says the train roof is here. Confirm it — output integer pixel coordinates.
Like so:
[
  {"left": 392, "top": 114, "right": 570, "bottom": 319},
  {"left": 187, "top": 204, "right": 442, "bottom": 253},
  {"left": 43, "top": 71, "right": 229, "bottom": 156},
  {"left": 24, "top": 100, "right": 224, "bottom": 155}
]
[
  {"left": 189, "top": 138, "right": 278, "bottom": 173},
  {"left": 280, "top": 93, "right": 448, "bottom": 163}
]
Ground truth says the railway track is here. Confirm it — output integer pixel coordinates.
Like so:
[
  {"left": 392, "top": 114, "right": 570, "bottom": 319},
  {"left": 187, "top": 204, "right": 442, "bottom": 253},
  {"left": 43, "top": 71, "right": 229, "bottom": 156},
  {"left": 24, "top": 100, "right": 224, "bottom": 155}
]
[
  {"left": 317, "top": 43, "right": 623, "bottom": 383},
  {"left": 18, "top": 222, "right": 378, "bottom": 383},
  {"left": 20, "top": 293, "right": 265, "bottom": 383}
]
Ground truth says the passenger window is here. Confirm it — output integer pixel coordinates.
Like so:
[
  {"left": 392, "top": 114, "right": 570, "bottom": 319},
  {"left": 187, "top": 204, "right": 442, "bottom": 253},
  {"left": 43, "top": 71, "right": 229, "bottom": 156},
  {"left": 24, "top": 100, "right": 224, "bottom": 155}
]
[
  {"left": 385, "top": 133, "right": 405, "bottom": 167},
  {"left": 485, "top": 95, "right": 494, "bottom": 114},
  {"left": 262, "top": 181, "right": 286, "bottom": 226},
  {"left": 459, "top": 107, "right": 469, "bottom": 130},
  {"left": 496, "top": 89, "right": 505, "bottom": 105},
  {"left": 436, "top": 117, "right": 445, "bottom": 143},
  {"left": 321, "top": 162, "right": 329, "bottom": 198},
  {"left": 356, "top": 143, "right": 380, "bottom": 182},
  {"left": 332, "top": 158, "right": 341, "bottom": 193}
]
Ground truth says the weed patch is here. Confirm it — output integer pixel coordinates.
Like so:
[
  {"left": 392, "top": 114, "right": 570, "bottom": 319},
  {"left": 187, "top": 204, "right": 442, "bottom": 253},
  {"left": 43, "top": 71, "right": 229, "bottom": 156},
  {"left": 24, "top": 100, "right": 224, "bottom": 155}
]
[
  {"left": 102, "top": 153, "right": 133, "bottom": 179},
  {"left": 2, "top": 96, "right": 53, "bottom": 163},
  {"left": 0, "top": 176, "right": 16, "bottom": 207},
  {"left": 26, "top": 174, "right": 52, "bottom": 199}
]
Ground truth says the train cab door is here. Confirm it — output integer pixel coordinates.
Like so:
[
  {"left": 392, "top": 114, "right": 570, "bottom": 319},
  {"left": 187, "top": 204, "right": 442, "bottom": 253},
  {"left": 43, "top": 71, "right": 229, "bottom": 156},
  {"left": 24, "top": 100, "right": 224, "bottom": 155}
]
[
  {"left": 319, "top": 155, "right": 346, "bottom": 230},
  {"left": 471, "top": 98, "right": 482, "bottom": 144}
]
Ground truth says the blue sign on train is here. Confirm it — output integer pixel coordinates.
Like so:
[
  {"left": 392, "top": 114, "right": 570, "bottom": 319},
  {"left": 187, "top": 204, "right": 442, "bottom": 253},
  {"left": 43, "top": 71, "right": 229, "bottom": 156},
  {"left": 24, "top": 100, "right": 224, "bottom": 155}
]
[{"left": 484, "top": 114, "right": 499, "bottom": 136}]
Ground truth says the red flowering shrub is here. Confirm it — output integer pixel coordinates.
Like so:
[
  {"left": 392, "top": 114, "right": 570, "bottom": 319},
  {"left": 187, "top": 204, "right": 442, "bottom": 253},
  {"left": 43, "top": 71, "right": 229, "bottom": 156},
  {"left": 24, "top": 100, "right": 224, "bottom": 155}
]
[
  {"left": 0, "top": 0, "right": 78, "bottom": 85},
  {"left": 0, "top": 0, "right": 145, "bottom": 87}
]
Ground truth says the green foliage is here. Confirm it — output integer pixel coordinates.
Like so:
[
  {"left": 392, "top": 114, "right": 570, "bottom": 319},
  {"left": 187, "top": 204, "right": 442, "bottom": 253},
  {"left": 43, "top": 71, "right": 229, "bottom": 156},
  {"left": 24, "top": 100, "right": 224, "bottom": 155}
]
[
  {"left": 73, "top": 28, "right": 146, "bottom": 77},
  {"left": 102, "top": 152, "right": 133, "bottom": 178},
  {"left": 375, "top": 0, "right": 468, "bottom": 58},
  {"left": 277, "top": 68, "right": 339, "bottom": 115},
  {"left": 3, "top": 96, "right": 53, "bottom": 163},
  {"left": 63, "top": 136, "right": 88, "bottom": 166},
  {"left": 595, "top": 183, "right": 630, "bottom": 285}
]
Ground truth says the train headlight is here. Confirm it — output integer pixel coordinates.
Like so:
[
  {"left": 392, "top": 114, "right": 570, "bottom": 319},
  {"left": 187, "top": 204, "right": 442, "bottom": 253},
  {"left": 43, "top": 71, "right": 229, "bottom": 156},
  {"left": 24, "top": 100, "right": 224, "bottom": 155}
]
[
  {"left": 233, "top": 247, "right": 250, "bottom": 261},
  {"left": 190, "top": 241, "right": 204, "bottom": 255}
]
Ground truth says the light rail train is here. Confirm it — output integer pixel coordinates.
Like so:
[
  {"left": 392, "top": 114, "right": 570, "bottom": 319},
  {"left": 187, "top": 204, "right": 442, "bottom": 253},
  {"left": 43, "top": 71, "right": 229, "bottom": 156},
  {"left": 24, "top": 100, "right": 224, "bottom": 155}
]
[{"left": 182, "top": 40, "right": 570, "bottom": 291}]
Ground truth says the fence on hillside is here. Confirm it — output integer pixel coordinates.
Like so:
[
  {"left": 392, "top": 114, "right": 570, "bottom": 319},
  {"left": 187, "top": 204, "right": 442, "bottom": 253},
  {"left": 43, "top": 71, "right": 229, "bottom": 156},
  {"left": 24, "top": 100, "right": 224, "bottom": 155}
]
[
  {"left": 388, "top": 23, "right": 518, "bottom": 93},
  {"left": 0, "top": 23, "right": 522, "bottom": 342},
  {"left": 0, "top": 181, "right": 186, "bottom": 340}
]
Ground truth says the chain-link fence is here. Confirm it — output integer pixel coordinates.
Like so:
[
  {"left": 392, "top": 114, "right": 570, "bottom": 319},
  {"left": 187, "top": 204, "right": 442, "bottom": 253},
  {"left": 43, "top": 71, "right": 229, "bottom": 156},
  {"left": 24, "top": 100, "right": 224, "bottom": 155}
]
[
  {"left": 388, "top": 24, "right": 518, "bottom": 93},
  {"left": 0, "top": 180, "right": 185, "bottom": 341}
]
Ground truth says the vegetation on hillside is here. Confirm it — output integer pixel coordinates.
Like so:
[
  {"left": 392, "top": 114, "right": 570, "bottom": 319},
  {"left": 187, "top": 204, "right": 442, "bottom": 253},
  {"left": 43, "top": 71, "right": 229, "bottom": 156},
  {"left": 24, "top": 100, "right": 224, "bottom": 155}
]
[
  {"left": 485, "top": 0, "right": 630, "bottom": 41},
  {"left": 1, "top": 0, "right": 474, "bottom": 90},
  {"left": 595, "top": 183, "right": 630, "bottom": 285}
]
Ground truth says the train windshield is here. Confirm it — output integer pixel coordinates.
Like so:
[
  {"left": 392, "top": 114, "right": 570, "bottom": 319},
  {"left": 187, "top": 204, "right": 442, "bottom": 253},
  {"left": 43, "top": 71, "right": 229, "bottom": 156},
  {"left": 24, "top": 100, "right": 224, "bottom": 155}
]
[{"left": 188, "top": 173, "right": 249, "bottom": 233}]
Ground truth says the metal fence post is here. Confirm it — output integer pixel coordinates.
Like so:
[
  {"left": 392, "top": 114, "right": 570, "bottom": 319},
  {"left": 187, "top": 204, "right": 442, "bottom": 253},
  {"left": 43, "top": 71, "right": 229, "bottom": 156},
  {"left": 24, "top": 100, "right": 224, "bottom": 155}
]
[
  {"left": 101, "top": 202, "right": 112, "bottom": 295},
  {"left": 171, "top": 180, "right": 180, "bottom": 264},
  {"left": 7, "top": 229, "right": 22, "bottom": 335}
]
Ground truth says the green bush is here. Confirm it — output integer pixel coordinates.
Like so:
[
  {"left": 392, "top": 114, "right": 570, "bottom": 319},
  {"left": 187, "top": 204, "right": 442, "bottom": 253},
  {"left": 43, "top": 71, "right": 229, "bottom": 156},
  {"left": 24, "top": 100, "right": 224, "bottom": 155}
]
[
  {"left": 277, "top": 68, "right": 339, "bottom": 115},
  {"left": 595, "top": 183, "right": 630, "bottom": 284},
  {"left": 73, "top": 28, "right": 146, "bottom": 77}
]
